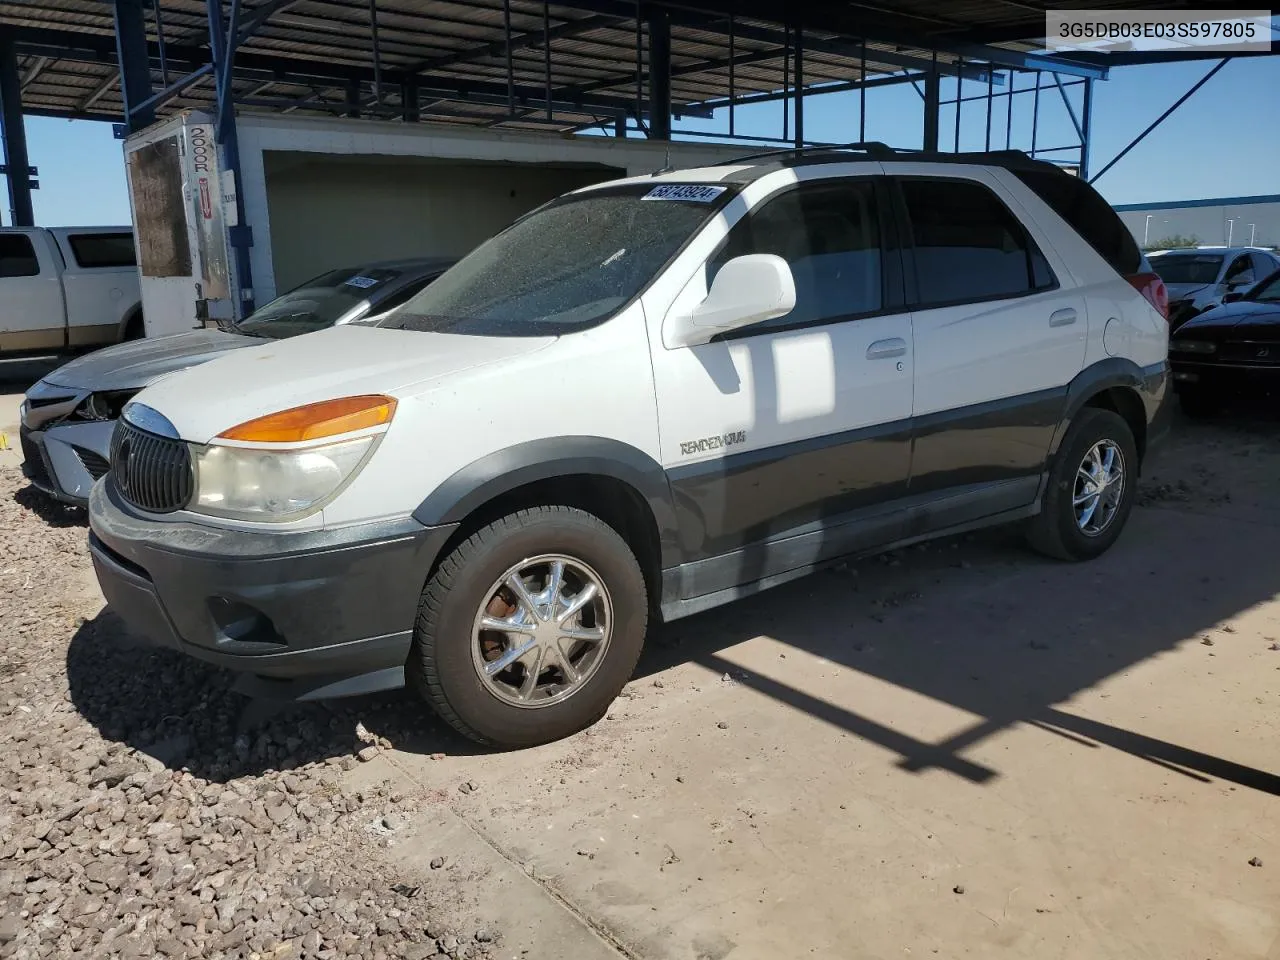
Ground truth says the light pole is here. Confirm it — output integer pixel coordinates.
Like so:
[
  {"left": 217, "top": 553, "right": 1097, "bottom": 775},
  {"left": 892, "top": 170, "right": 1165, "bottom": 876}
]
[
  {"left": 1226, "top": 218, "right": 1237, "bottom": 245},
  {"left": 1249, "top": 223, "right": 1257, "bottom": 246},
  {"left": 1144, "top": 214, "right": 1153, "bottom": 246}
]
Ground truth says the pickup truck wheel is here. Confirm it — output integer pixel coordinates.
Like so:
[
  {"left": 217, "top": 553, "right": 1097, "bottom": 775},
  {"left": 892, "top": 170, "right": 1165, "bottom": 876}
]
[
  {"left": 123, "top": 314, "right": 144, "bottom": 341},
  {"left": 409, "top": 506, "right": 648, "bottom": 748},
  {"left": 1026, "top": 408, "right": 1138, "bottom": 562}
]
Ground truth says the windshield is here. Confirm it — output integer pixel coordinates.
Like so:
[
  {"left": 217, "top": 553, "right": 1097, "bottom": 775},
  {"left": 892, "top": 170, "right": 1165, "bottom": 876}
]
[
  {"left": 1149, "top": 253, "right": 1223, "bottom": 286},
  {"left": 236, "top": 267, "right": 407, "bottom": 339},
  {"left": 1251, "top": 270, "right": 1280, "bottom": 302},
  {"left": 390, "top": 183, "right": 734, "bottom": 336}
]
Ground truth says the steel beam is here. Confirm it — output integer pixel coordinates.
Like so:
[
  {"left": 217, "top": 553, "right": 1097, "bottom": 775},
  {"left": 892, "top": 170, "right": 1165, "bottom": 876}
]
[
  {"left": 0, "top": 30, "right": 35, "bottom": 226},
  {"left": 79, "top": 74, "right": 120, "bottom": 112},
  {"left": 20, "top": 56, "right": 50, "bottom": 91},
  {"left": 403, "top": 13, "right": 620, "bottom": 76},
  {"left": 922, "top": 65, "right": 940, "bottom": 151},
  {"left": 237, "top": 0, "right": 304, "bottom": 45},
  {"left": 792, "top": 23, "right": 803, "bottom": 147},
  {"left": 113, "top": 0, "right": 155, "bottom": 131},
  {"left": 647, "top": 9, "right": 672, "bottom": 139},
  {"left": 1089, "top": 58, "right": 1228, "bottom": 185},
  {"left": 207, "top": 0, "right": 257, "bottom": 317}
]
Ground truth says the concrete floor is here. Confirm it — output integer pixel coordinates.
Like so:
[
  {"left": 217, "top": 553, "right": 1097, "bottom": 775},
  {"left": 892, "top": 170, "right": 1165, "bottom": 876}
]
[
  {"left": 5, "top": 365, "right": 1278, "bottom": 960},
  {"left": 348, "top": 416, "right": 1280, "bottom": 960}
]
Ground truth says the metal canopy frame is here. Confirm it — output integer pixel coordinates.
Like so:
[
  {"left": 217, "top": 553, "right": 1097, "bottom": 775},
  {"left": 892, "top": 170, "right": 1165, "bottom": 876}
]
[{"left": 0, "top": 0, "right": 1267, "bottom": 241}]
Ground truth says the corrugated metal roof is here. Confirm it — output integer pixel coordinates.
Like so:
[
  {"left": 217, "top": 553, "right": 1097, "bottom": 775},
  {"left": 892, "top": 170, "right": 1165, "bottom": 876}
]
[{"left": 1, "top": 0, "right": 1194, "bottom": 133}]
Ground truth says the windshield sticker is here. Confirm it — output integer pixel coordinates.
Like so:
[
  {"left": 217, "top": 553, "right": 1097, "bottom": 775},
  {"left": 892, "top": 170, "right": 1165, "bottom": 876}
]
[
  {"left": 643, "top": 184, "right": 726, "bottom": 203},
  {"left": 343, "top": 275, "right": 379, "bottom": 289}
]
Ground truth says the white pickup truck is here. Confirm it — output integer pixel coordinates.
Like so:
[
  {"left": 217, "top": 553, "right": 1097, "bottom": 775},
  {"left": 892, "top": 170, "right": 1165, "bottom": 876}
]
[{"left": 0, "top": 226, "right": 143, "bottom": 356}]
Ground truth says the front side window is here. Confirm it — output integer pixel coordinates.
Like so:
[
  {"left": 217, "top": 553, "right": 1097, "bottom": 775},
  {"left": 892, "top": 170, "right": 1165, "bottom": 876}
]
[
  {"left": 707, "top": 179, "right": 884, "bottom": 336},
  {"left": 1251, "top": 253, "right": 1276, "bottom": 280},
  {"left": 1149, "top": 253, "right": 1223, "bottom": 286},
  {"left": 900, "top": 178, "right": 1054, "bottom": 307},
  {"left": 0, "top": 235, "right": 39, "bottom": 278},
  {"left": 1224, "top": 255, "right": 1254, "bottom": 284},
  {"left": 393, "top": 184, "right": 734, "bottom": 337},
  {"left": 1250, "top": 272, "right": 1280, "bottom": 303},
  {"left": 236, "top": 266, "right": 408, "bottom": 339}
]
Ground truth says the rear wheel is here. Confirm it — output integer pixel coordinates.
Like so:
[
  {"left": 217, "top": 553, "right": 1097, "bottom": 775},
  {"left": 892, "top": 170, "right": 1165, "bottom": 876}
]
[
  {"left": 122, "top": 313, "right": 144, "bottom": 341},
  {"left": 1026, "top": 408, "right": 1138, "bottom": 562},
  {"left": 1178, "top": 389, "right": 1220, "bottom": 419},
  {"left": 408, "top": 506, "right": 648, "bottom": 748}
]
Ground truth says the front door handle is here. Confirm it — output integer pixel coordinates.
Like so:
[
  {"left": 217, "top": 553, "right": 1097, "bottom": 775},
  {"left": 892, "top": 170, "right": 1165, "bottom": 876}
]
[
  {"left": 866, "top": 337, "right": 907, "bottom": 360},
  {"left": 1049, "top": 307, "right": 1078, "bottom": 327}
]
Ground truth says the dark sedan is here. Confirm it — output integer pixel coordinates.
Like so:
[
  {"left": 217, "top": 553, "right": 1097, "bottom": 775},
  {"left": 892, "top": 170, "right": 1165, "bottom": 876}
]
[{"left": 1169, "top": 268, "right": 1280, "bottom": 417}]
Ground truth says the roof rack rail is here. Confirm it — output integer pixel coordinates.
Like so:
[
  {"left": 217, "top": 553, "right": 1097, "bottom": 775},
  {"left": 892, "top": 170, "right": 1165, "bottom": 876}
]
[
  {"left": 715, "top": 142, "right": 1057, "bottom": 173},
  {"left": 715, "top": 141, "right": 899, "bottom": 165}
]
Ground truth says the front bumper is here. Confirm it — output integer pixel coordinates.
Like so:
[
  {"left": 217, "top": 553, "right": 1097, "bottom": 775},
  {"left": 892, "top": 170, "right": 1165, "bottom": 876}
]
[
  {"left": 19, "top": 390, "right": 114, "bottom": 507},
  {"left": 88, "top": 480, "right": 458, "bottom": 700},
  {"left": 1170, "top": 359, "right": 1280, "bottom": 394}
]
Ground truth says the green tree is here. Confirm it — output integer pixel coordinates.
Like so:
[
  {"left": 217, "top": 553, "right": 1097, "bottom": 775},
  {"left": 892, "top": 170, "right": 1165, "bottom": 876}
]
[{"left": 1144, "top": 234, "right": 1200, "bottom": 251}]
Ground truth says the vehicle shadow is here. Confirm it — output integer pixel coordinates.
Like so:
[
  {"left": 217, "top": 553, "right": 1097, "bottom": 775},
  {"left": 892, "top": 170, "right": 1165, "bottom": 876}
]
[
  {"left": 13, "top": 483, "right": 88, "bottom": 527},
  {"left": 65, "top": 610, "right": 488, "bottom": 784},
  {"left": 634, "top": 485, "right": 1280, "bottom": 796}
]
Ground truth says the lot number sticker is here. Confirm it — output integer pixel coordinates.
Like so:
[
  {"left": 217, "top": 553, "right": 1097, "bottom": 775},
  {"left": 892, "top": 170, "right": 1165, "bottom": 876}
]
[
  {"left": 344, "top": 275, "right": 380, "bottom": 289},
  {"left": 643, "top": 184, "right": 726, "bottom": 203}
]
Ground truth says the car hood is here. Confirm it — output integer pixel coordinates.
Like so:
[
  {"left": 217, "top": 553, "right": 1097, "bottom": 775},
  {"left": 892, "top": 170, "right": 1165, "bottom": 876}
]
[
  {"left": 129, "top": 324, "right": 556, "bottom": 443},
  {"left": 1163, "top": 282, "right": 1211, "bottom": 302},
  {"left": 1176, "top": 300, "right": 1280, "bottom": 336},
  {"left": 43, "top": 330, "right": 255, "bottom": 393}
]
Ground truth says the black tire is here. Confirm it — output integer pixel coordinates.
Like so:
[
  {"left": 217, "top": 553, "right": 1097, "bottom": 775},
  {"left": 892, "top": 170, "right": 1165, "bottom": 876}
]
[
  {"left": 1178, "top": 389, "right": 1220, "bottom": 419},
  {"left": 122, "top": 313, "right": 144, "bottom": 341},
  {"left": 1026, "top": 408, "right": 1138, "bottom": 562},
  {"left": 408, "top": 506, "right": 648, "bottom": 748}
]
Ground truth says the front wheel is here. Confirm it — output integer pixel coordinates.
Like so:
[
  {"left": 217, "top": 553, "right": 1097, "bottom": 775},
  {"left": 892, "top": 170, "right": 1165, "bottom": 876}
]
[
  {"left": 1026, "top": 408, "right": 1138, "bottom": 562},
  {"left": 408, "top": 506, "right": 648, "bottom": 748}
]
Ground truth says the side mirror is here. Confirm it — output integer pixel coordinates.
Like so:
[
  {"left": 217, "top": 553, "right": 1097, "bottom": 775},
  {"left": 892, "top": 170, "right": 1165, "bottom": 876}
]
[
  {"left": 668, "top": 254, "right": 796, "bottom": 347},
  {"left": 1228, "top": 273, "right": 1254, "bottom": 289},
  {"left": 1223, "top": 291, "right": 1245, "bottom": 303}
]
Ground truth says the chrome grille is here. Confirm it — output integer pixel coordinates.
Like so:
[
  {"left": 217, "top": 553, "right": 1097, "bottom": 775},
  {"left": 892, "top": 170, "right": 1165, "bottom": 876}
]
[
  {"left": 109, "top": 420, "right": 193, "bottom": 513},
  {"left": 1219, "top": 341, "right": 1280, "bottom": 366}
]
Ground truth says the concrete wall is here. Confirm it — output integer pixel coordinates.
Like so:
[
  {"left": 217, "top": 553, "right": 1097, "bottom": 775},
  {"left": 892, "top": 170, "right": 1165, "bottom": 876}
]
[
  {"left": 1115, "top": 199, "right": 1280, "bottom": 250},
  {"left": 262, "top": 153, "right": 614, "bottom": 294}
]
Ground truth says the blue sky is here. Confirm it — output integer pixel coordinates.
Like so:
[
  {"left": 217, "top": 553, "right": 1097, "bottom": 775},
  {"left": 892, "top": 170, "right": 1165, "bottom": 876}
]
[{"left": 15, "top": 55, "right": 1279, "bottom": 227}]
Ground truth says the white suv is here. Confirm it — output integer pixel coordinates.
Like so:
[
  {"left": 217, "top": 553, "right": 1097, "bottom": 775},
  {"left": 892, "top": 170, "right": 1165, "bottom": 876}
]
[{"left": 88, "top": 146, "right": 1171, "bottom": 748}]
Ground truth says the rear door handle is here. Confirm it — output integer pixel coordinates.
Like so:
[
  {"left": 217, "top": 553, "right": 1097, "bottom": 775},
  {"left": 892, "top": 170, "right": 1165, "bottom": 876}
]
[
  {"left": 1049, "top": 308, "right": 1078, "bottom": 327},
  {"left": 866, "top": 337, "right": 907, "bottom": 360}
]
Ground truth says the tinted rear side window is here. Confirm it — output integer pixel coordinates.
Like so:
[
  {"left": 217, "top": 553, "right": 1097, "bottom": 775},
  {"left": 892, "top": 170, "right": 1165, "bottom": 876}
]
[
  {"left": 0, "top": 234, "right": 40, "bottom": 278},
  {"left": 899, "top": 178, "right": 1054, "bottom": 307},
  {"left": 1010, "top": 169, "right": 1141, "bottom": 276},
  {"left": 67, "top": 232, "right": 137, "bottom": 269}
]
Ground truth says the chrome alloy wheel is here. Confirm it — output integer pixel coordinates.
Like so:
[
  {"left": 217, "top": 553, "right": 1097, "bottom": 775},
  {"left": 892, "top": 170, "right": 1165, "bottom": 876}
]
[
  {"left": 471, "top": 555, "right": 613, "bottom": 708},
  {"left": 1074, "top": 439, "right": 1125, "bottom": 537}
]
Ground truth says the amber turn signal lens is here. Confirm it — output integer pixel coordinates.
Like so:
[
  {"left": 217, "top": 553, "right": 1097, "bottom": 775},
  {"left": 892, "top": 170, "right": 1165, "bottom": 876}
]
[{"left": 218, "top": 395, "right": 397, "bottom": 443}]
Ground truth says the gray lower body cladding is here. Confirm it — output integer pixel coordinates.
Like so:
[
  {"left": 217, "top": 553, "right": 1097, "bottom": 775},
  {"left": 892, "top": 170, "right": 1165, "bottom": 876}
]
[{"left": 88, "top": 481, "right": 456, "bottom": 700}]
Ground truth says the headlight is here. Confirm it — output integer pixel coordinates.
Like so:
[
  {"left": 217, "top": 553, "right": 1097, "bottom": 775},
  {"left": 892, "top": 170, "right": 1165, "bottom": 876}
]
[
  {"left": 193, "top": 435, "right": 377, "bottom": 520},
  {"left": 1170, "top": 340, "right": 1216, "bottom": 354},
  {"left": 190, "top": 395, "right": 395, "bottom": 521}
]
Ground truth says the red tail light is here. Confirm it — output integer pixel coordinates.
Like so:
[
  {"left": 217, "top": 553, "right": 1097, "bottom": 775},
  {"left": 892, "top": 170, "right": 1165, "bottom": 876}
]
[{"left": 1127, "top": 271, "right": 1169, "bottom": 321}]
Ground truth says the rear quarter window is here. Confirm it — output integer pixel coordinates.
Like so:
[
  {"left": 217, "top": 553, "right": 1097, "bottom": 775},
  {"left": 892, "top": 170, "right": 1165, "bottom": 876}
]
[
  {"left": 1010, "top": 169, "right": 1142, "bottom": 277},
  {"left": 67, "top": 233, "right": 137, "bottom": 269}
]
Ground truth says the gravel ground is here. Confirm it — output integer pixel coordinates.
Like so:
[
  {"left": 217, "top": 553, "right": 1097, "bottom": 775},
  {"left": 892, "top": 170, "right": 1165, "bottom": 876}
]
[{"left": 0, "top": 473, "right": 493, "bottom": 960}]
